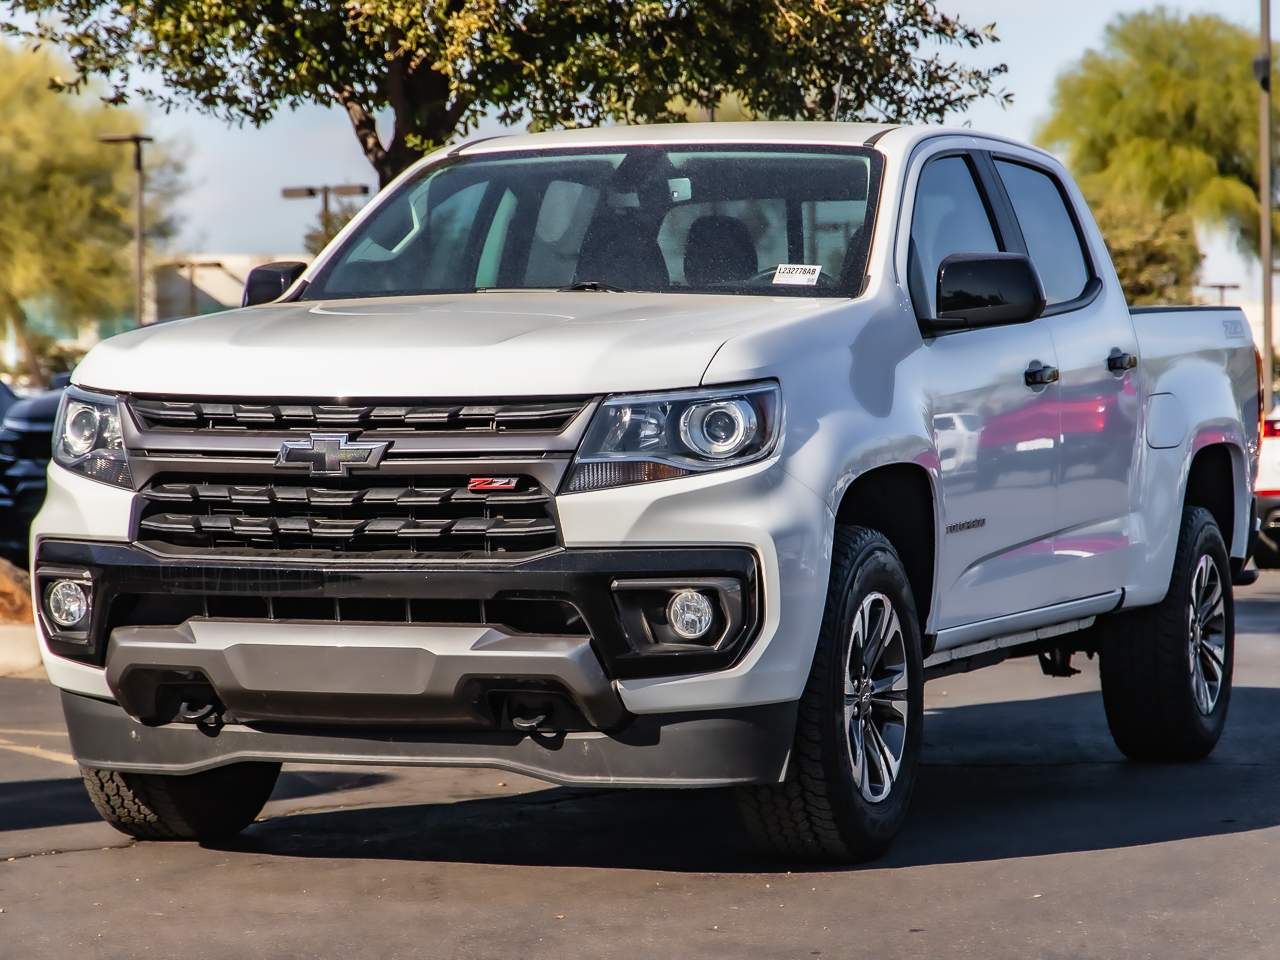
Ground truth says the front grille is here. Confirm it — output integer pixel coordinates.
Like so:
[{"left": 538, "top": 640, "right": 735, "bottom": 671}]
[
  {"left": 136, "top": 474, "right": 560, "bottom": 559},
  {"left": 0, "top": 427, "right": 53, "bottom": 462},
  {"left": 130, "top": 397, "right": 588, "bottom": 435}
]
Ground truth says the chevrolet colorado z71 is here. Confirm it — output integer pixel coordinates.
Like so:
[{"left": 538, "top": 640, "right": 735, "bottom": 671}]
[{"left": 35, "top": 123, "right": 1261, "bottom": 861}]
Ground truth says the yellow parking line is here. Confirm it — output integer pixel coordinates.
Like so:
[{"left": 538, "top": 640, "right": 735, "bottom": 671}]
[
  {"left": 0, "top": 727, "right": 67, "bottom": 738},
  {"left": 0, "top": 737, "right": 77, "bottom": 767}
]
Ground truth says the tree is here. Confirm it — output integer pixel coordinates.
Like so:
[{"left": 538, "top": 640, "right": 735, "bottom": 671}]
[
  {"left": 0, "top": 44, "right": 178, "bottom": 386},
  {"left": 4, "top": 1, "right": 1010, "bottom": 186},
  {"left": 1038, "top": 9, "right": 1273, "bottom": 256},
  {"left": 1091, "top": 192, "right": 1201, "bottom": 305},
  {"left": 303, "top": 199, "right": 365, "bottom": 256}
]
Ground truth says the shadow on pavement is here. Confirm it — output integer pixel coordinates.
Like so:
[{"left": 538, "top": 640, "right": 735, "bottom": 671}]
[
  {"left": 0, "top": 770, "right": 391, "bottom": 833},
  {"left": 222, "top": 686, "right": 1280, "bottom": 873}
]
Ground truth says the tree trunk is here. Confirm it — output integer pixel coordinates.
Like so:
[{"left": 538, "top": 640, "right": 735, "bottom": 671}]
[
  {"left": 0, "top": 291, "right": 45, "bottom": 389},
  {"left": 337, "top": 60, "right": 473, "bottom": 187}
]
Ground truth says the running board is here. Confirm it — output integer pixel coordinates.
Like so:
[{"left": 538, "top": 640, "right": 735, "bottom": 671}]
[{"left": 923, "top": 616, "right": 1097, "bottom": 680}]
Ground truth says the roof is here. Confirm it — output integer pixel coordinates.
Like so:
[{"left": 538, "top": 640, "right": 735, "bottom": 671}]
[
  {"left": 452, "top": 121, "right": 1053, "bottom": 166},
  {"left": 457, "top": 121, "right": 899, "bottom": 154}
]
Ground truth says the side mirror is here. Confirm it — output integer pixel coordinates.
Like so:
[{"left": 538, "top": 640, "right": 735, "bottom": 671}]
[
  {"left": 926, "top": 252, "right": 1046, "bottom": 334},
  {"left": 242, "top": 261, "right": 307, "bottom": 307}
]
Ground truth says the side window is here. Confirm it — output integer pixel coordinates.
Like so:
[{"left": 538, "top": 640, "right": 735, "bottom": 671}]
[
  {"left": 802, "top": 199, "right": 869, "bottom": 278},
  {"left": 907, "top": 156, "right": 1000, "bottom": 318},
  {"left": 421, "top": 181, "right": 489, "bottom": 289},
  {"left": 994, "top": 159, "right": 1090, "bottom": 305},
  {"left": 475, "top": 189, "right": 519, "bottom": 289},
  {"left": 524, "top": 180, "right": 602, "bottom": 287}
]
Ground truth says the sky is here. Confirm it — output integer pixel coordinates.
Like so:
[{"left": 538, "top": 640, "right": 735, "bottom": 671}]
[{"left": 143, "top": 0, "right": 1271, "bottom": 302}]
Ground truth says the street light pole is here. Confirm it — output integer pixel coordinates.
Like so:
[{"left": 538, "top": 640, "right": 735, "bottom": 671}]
[
  {"left": 281, "top": 184, "right": 370, "bottom": 240},
  {"left": 1202, "top": 282, "right": 1242, "bottom": 305},
  {"left": 99, "top": 134, "right": 154, "bottom": 326},
  {"left": 1259, "top": 1, "right": 1275, "bottom": 413}
]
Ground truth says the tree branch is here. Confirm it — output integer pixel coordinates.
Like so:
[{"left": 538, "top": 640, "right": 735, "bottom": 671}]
[{"left": 337, "top": 88, "right": 389, "bottom": 180}]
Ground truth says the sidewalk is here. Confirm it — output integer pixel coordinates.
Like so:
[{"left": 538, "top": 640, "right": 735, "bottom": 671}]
[{"left": 0, "top": 623, "right": 41, "bottom": 678}]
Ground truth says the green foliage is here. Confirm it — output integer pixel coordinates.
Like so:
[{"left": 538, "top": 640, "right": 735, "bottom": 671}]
[
  {"left": 0, "top": 44, "right": 180, "bottom": 385},
  {"left": 1091, "top": 192, "right": 1201, "bottom": 305},
  {"left": 3, "top": 1, "right": 1010, "bottom": 184},
  {"left": 303, "top": 199, "right": 365, "bottom": 256},
  {"left": 1038, "top": 8, "right": 1273, "bottom": 256}
]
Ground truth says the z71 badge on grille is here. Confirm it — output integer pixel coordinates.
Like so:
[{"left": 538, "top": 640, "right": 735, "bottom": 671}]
[{"left": 276, "top": 433, "right": 389, "bottom": 477}]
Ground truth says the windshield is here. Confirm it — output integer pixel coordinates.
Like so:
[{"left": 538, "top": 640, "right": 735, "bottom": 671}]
[{"left": 303, "top": 144, "right": 882, "bottom": 300}]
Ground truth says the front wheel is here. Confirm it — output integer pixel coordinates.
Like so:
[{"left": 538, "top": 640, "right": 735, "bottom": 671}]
[
  {"left": 1099, "top": 506, "right": 1233, "bottom": 761},
  {"left": 81, "top": 762, "right": 281, "bottom": 841},
  {"left": 736, "top": 526, "right": 924, "bottom": 862}
]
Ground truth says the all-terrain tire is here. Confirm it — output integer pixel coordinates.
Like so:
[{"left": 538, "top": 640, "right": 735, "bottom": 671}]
[
  {"left": 81, "top": 762, "right": 281, "bottom": 841},
  {"left": 1099, "top": 506, "right": 1233, "bottom": 762},
  {"left": 736, "top": 526, "right": 924, "bottom": 862},
  {"left": 1253, "top": 532, "right": 1280, "bottom": 569}
]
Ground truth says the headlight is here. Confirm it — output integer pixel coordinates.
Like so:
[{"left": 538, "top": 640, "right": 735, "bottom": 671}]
[
  {"left": 52, "top": 388, "right": 132, "bottom": 488},
  {"left": 565, "top": 381, "right": 780, "bottom": 493}
]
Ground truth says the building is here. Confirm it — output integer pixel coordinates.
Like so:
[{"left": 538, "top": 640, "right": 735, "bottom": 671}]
[{"left": 151, "top": 253, "right": 310, "bottom": 324}]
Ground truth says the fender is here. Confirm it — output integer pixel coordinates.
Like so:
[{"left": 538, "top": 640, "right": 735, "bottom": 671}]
[{"left": 1124, "top": 359, "right": 1253, "bottom": 607}]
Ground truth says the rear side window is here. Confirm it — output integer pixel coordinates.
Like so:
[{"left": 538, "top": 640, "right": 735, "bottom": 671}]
[
  {"left": 907, "top": 155, "right": 1000, "bottom": 319},
  {"left": 995, "top": 160, "right": 1090, "bottom": 305}
]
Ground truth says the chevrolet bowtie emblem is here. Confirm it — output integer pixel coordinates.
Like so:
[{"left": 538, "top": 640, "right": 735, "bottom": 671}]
[{"left": 276, "top": 433, "right": 389, "bottom": 477}]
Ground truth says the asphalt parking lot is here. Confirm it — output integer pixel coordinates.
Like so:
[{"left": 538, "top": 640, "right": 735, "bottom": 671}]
[{"left": 2, "top": 575, "right": 1279, "bottom": 960}]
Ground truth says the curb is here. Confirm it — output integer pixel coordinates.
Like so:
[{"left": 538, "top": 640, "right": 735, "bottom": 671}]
[{"left": 0, "top": 622, "right": 40, "bottom": 678}]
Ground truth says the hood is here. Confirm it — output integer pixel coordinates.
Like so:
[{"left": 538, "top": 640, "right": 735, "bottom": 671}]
[
  {"left": 3, "top": 388, "right": 63, "bottom": 431},
  {"left": 73, "top": 291, "right": 837, "bottom": 398}
]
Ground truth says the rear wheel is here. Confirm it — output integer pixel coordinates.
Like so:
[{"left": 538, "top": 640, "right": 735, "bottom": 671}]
[
  {"left": 81, "top": 762, "right": 281, "bottom": 841},
  {"left": 1253, "top": 531, "right": 1280, "bottom": 569},
  {"left": 1099, "top": 506, "right": 1233, "bottom": 761},
  {"left": 736, "top": 526, "right": 924, "bottom": 862}
]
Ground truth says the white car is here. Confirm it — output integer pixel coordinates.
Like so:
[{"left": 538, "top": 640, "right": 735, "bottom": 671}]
[
  {"left": 932, "top": 412, "right": 982, "bottom": 474},
  {"left": 33, "top": 122, "right": 1261, "bottom": 861}
]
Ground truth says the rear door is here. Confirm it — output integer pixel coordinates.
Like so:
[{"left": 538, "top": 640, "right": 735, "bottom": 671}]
[
  {"left": 988, "top": 152, "right": 1141, "bottom": 601},
  {"left": 905, "top": 148, "right": 1065, "bottom": 635}
]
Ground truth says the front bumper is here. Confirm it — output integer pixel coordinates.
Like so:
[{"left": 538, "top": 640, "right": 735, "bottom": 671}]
[
  {"left": 36, "top": 538, "right": 797, "bottom": 785},
  {"left": 61, "top": 690, "right": 795, "bottom": 787},
  {"left": 34, "top": 539, "right": 761, "bottom": 681}
]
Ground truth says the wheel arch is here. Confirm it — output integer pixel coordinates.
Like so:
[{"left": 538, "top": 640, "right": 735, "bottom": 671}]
[
  {"left": 834, "top": 462, "right": 938, "bottom": 648},
  {"left": 1184, "top": 440, "right": 1247, "bottom": 559}
]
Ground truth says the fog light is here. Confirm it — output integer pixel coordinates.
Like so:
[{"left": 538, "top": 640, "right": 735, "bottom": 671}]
[
  {"left": 667, "top": 590, "right": 714, "bottom": 640},
  {"left": 46, "top": 579, "right": 90, "bottom": 629}
]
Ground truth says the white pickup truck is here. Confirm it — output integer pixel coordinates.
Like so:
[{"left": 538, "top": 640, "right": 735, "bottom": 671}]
[{"left": 34, "top": 122, "right": 1261, "bottom": 861}]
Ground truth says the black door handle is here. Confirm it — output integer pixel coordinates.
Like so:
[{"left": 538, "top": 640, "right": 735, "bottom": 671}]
[
  {"left": 1107, "top": 348, "right": 1138, "bottom": 373},
  {"left": 1024, "top": 360, "right": 1060, "bottom": 387}
]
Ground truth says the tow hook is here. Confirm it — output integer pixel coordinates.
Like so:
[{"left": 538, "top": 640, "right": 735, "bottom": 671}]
[
  {"left": 178, "top": 701, "right": 225, "bottom": 734},
  {"left": 510, "top": 713, "right": 548, "bottom": 732}
]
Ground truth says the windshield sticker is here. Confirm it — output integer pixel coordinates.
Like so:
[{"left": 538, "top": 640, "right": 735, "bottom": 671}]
[{"left": 772, "top": 264, "right": 822, "bottom": 286}]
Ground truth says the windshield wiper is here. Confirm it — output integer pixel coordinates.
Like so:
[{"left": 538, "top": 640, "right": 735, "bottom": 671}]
[{"left": 559, "top": 280, "right": 626, "bottom": 292}]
